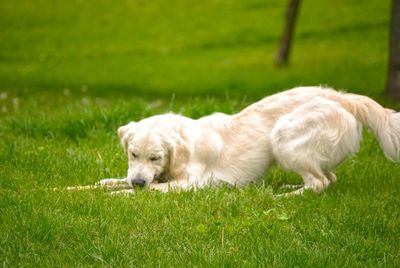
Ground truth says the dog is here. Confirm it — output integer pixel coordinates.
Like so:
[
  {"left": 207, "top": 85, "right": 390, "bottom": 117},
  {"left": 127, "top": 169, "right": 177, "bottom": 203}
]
[{"left": 99, "top": 86, "right": 400, "bottom": 195}]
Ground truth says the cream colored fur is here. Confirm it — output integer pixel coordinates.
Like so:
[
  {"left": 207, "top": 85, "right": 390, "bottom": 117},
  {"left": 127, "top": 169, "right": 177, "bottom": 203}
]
[{"left": 99, "top": 86, "right": 400, "bottom": 195}]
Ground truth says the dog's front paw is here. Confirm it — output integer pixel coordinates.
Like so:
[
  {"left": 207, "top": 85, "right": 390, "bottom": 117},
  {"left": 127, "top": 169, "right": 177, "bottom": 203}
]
[
  {"left": 97, "top": 178, "right": 127, "bottom": 187},
  {"left": 97, "top": 179, "right": 114, "bottom": 186},
  {"left": 110, "top": 189, "right": 135, "bottom": 196}
]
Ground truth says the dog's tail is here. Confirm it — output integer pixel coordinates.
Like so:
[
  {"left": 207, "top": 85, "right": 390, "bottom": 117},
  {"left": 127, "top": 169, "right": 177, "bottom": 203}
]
[{"left": 337, "top": 92, "right": 400, "bottom": 161}]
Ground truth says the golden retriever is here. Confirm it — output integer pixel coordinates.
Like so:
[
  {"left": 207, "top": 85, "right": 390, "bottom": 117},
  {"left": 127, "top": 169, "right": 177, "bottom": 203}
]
[{"left": 99, "top": 86, "right": 400, "bottom": 195}]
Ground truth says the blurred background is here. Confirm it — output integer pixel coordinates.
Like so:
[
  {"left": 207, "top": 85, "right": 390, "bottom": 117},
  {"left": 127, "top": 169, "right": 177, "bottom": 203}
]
[{"left": 0, "top": 0, "right": 391, "bottom": 104}]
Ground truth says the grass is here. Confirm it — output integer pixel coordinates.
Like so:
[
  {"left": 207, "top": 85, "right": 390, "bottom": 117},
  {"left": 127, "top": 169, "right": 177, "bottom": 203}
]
[{"left": 1, "top": 0, "right": 399, "bottom": 266}]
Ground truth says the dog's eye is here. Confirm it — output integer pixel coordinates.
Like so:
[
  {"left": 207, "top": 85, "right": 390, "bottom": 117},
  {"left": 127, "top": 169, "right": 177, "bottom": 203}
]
[
  {"left": 131, "top": 152, "right": 138, "bottom": 158},
  {"left": 149, "top": 156, "right": 161, "bottom": 162}
]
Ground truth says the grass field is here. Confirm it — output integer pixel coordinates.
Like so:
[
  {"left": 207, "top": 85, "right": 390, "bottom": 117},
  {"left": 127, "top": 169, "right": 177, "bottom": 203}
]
[{"left": 1, "top": 0, "right": 400, "bottom": 266}]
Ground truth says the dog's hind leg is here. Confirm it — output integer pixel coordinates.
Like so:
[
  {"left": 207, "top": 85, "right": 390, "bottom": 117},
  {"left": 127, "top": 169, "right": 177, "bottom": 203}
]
[
  {"left": 271, "top": 99, "right": 361, "bottom": 196},
  {"left": 325, "top": 171, "right": 337, "bottom": 183},
  {"left": 284, "top": 170, "right": 329, "bottom": 196}
]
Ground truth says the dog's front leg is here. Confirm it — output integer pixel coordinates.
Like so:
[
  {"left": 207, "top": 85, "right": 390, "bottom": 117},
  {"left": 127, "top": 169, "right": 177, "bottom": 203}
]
[
  {"left": 110, "top": 189, "right": 135, "bottom": 195},
  {"left": 100, "top": 178, "right": 136, "bottom": 195},
  {"left": 97, "top": 178, "right": 129, "bottom": 187},
  {"left": 149, "top": 180, "right": 193, "bottom": 192}
]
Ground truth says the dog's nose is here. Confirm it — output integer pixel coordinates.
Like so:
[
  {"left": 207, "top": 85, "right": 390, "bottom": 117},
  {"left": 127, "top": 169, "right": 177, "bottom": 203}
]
[{"left": 131, "top": 178, "right": 146, "bottom": 188}]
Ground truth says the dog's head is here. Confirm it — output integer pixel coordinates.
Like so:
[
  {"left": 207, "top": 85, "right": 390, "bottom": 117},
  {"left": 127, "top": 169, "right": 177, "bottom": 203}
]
[{"left": 118, "top": 114, "right": 190, "bottom": 188}]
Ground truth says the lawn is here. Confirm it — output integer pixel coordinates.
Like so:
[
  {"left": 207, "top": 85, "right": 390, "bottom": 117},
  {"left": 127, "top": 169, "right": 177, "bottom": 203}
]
[{"left": 1, "top": 0, "right": 399, "bottom": 266}]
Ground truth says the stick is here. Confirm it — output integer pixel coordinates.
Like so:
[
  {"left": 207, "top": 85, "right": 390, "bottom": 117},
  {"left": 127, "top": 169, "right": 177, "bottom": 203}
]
[{"left": 50, "top": 184, "right": 132, "bottom": 192}]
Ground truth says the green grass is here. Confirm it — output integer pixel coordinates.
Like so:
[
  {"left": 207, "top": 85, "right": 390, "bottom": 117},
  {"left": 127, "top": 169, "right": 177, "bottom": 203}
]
[{"left": 1, "top": 0, "right": 400, "bottom": 266}]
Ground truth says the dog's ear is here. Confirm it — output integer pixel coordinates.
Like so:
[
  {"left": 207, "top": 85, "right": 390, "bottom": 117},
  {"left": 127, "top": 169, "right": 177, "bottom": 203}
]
[
  {"left": 118, "top": 122, "right": 137, "bottom": 154},
  {"left": 167, "top": 129, "right": 190, "bottom": 180}
]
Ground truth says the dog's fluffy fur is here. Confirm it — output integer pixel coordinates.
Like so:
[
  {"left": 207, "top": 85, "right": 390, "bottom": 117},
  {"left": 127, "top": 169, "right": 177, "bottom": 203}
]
[{"left": 99, "top": 86, "right": 400, "bottom": 195}]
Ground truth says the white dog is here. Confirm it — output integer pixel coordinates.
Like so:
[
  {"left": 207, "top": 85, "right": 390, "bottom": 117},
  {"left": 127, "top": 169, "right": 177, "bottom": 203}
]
[{"left": 99, "top": 86, "right": 400, "bottom": 195}]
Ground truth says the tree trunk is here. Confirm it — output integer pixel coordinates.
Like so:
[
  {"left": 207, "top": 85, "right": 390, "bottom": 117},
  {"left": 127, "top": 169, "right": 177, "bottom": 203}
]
[
  {"left": 275, "top": 0, "right": 301, "bottom": 67},
  {"left": 387, "top": 0, "right": 400, "bottom": 100}
]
